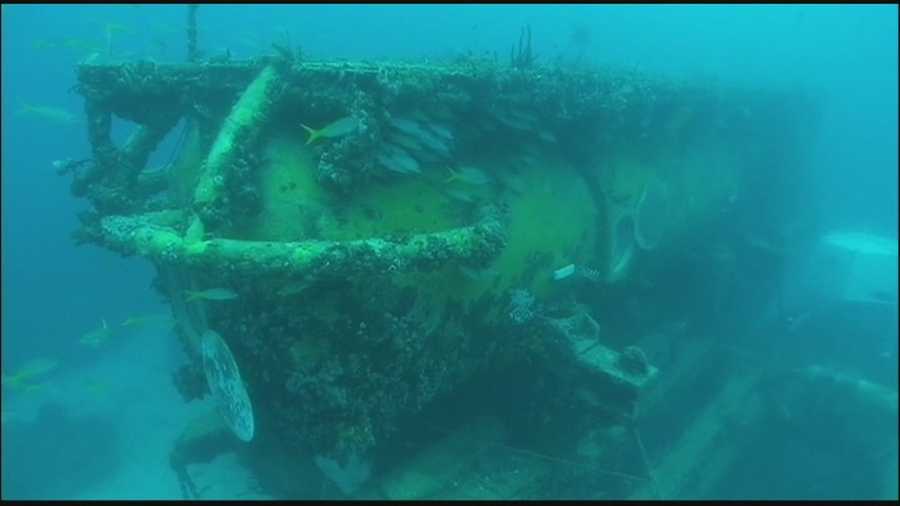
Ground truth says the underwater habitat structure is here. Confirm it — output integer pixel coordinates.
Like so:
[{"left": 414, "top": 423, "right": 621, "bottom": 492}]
[{"left": 59, "top": 37, "right": 896, "bottom": 500}]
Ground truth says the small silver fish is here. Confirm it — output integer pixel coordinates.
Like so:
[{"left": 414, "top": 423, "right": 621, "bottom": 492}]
[
  {"left": 445, "top": 166, "right": 489, "bottom": 186},
  {"left": 416, "top": 132, "right": 451, "bottom": 157},
  {"left": 493, "top": 108, "right": 537, "bottom": 132},
  {"left": 185, "top": 288, "right": 239, "bottom": 302},
  {"left": 553, "top": 264, "right": 576, "bottom": 280},
  {"left": 511, "top": 154, "right": 538, "bottom": 170},
  {"left": 277, "top": 280, "right": 310, "bottom": 297},
  {"left": 427, "top": 123, "right": 454, "bottom": 142},
  {"left": 428, "top": 103, "right": 458, "bottom": 122},
  {"left": 389, "top": 117, "right": 426, "bottom": 137},
  {"left": 390, "top": 117, "right": 451, "bottom": 156},
  {"left": 461, "top": 265, "right": 500, "bottom": 281},
  {"left": 412, "top": 147, "right": 447, "bottom": 165},
  {"left": 16, "top": 101, "right": 78, "bottom": 125},
  {"left": 444, "top": 188, "right": 476, "bottom": 203},
  {"left": 538, "top": 130, "right": 557, "bottom": 144},
  {"left": 377, "top": 145, "right": 421, "bottom": 175},
  {"left": 388, "top": 132, "right": 422, "bottom": 152}
]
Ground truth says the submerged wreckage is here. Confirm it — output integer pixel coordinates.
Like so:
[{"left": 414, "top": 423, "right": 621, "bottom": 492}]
[{"left": 61, "top": 27, "right": 896, "bottom": 500}]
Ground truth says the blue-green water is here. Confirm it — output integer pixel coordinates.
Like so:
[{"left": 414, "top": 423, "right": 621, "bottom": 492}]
[{"left": 1, "top": 4, "right": 897, "bottom": 500}]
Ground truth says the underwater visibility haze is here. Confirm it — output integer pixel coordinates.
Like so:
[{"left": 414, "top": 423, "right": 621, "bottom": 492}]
[{"left": 1, "top": 3, "right": 898, "bottom": 500}]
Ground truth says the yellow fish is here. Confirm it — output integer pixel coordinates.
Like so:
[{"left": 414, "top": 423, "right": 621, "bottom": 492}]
[
  {"left": 32, "top": 38, "right": 59, "bottom": 50},
  {"left": 185, "top": 288, "right": 239, "bottom": 302},
  {"left": 300, "top": 116, "right": 359, "bottom": 145},
  {"left": 84, "top": 378, "right": 110, "bottom": 396},
  {"left": 80, "top": 51, "right": 102, "bottom": 65},
  {"left": 16, "top": 101, "right": 79, "bottom": 126},
  {"left": 1, "top": 357, "right": 59, "bottom": 391},
  {"left": 104, "top": 22, "right": 133, "bottom": 35},
  {"left": 61, "top": 37, "right": 105, "bottom": 52},
  {"left": 1, "top": 410, "right": 20, "bottom": 425},
  {"left": 121, "top": 313, "right": 172, "bottom": 328},
  {"left": 80, "top": 318, "right": 112, "bottom": 348}
]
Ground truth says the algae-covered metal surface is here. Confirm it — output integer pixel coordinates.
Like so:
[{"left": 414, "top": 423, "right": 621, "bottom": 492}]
[{"left": 57, "top": 20, "right": 825, "bottom": 500}]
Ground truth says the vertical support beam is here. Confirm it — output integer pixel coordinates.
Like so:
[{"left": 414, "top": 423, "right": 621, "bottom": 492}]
[
  {"left": 187, "top": 4, "right": 199, "bottom": 63},
  {"left": 77, "top": 99, "right": 178, "bottom": 211},
  {"left": 192, "top": 64, "right": 283, "bottom": 229},
  {"left": 73, "top": 100, "right": 118, "bottom": 198}
]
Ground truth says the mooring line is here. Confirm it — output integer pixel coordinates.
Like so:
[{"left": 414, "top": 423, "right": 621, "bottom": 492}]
[{"left": 422, "top": 423, "right": 650, "bottom": 484}]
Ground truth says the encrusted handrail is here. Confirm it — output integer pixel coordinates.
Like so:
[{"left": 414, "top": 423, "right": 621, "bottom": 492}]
[{"left": 95, "top": 207, "right": 506, "bottom": 279}]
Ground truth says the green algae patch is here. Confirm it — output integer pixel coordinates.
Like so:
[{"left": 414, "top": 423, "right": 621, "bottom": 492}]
[
  {"left": 237, "top": 132, "right": 465, "bottom": 243},
  {"left": 600, "top": 148, "right": 658, "bottom": 207},
  {"left": 318, "top": 175, "right": 464, "bottom": 242},
  {"left": 378, "top": 151, "right": 599, "bottom": 327},
  {"left": 236, "top": 134, "right": 327, "bottom": 241},
  {"left": 493, "top": 154, "right": 598, "bottom": 298}
]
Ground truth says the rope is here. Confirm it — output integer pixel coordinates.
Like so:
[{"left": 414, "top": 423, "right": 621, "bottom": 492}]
[
  {"left": 631, "top": 425, "right": 662, "bottom": 498},
  {"left": 422, "top": 423, "right": 650, "bottom": 485}
]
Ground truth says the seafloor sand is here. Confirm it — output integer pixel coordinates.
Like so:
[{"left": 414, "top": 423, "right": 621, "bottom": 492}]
[{"left": 1, "top": 318, "right": 272, "bottom": 500}]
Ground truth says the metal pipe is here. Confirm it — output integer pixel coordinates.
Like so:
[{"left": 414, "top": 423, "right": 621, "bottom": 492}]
[{"left": 187, "top": 4, "right": 198, "bottom": 62}]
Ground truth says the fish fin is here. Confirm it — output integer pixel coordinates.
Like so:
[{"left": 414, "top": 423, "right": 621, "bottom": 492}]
[
  {"left": 6, "top": 376, "right": 23, "bottom": 390},
  {"left": 301, "top": 123, "right": 320, "bottom": 145},
  {"left": 444, "top": 166, "right": 458, "bottom": 183},
  {"left": 15, "top": 99, "right": 30, "bottom": 116}
]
